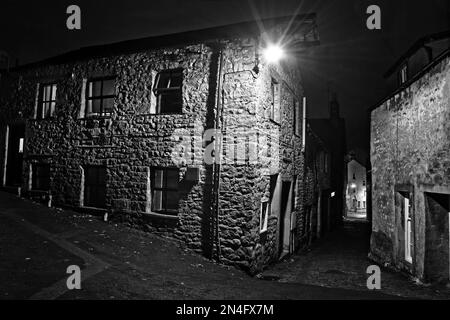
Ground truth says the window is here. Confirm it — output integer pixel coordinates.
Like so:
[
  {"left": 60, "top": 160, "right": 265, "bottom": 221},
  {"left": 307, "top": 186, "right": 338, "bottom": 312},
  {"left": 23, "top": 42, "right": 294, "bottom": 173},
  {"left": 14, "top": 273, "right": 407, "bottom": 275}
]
[
  {"left": 153, "top": 69, "right": 182, "bottom": 114},
  {"left": 353, "top": 173, "right": 356, "bottom": 180},
  {"left": 18, "top": 138, "right": 24, "bottom": 153},
  {"left": 293, "top": 99, "right": 301, "bottom": 136},
  {"left": 151, "top": 167, "right": 179, "bottom": 214},
  {"left": 260, "top": 200, "right": 270, "bottom": 233},
  {"left": 269, "top": 78, "right": 280, "bottom": 123},
  {"left": 37, "top": 83, "right": 57, "bottom": 119},
  {"left": 85, "top": 77, "right": 115, "bottom": 117},
  {"left": 363, "top": 201, "right": 366, "bottom": 208},
  {"left": 324, "top": 153, "right": 328, "bottom": 173},
  {"left": 32, "top": 163, "right": 50, "bottom": 191},
  {"left": 403, "top": 196, "right": 412, "bottom": 263},
  {"left": 84, "top": 166, "right": 106, "bottom": 208},
  {"left": 399, "top": 63, "right": 408, "bottom": 85}
]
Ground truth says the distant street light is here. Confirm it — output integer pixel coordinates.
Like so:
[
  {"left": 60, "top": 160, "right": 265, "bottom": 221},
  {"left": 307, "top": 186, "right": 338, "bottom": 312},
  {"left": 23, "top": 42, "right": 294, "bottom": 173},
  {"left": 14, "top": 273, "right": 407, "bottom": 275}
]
[{"left": 351, "top": 183, "right": 357, "bottom": 189}]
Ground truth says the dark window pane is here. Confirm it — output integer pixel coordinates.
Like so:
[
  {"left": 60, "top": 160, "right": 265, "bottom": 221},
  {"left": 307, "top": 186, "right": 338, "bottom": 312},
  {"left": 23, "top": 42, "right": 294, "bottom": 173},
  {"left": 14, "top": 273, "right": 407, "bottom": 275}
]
[
  {"left": 165, "top": 191, "right": 179, "bottom": 211},
  {"left": 103, "top": 98, "right": 114, "bottom": 113},
  {"left": 102, "top": 79, "right": 115, "bottom": 96},
  {"left": 89, "top": 81, "right": 102, "bottom": 98},
  {"left": 32, "top": 164, "right": 50, "bottom": 190},
  {"left": 169, "top": 72, "right": 182, "bottom": 88},
  {"left": 156, "top": 72, "right": 170, "bottom": 89},
  {"left": 84, "top": 166, "right": 106, "bottom": 208},
  {"left": 166, "top": 169, "right": 179, "bottom": 189},
  {"left": 91, "top": 99, "right": 101, "bottom": 114},
  {"left": 159, "top": 93, "right": 182, "bottom": 114}
]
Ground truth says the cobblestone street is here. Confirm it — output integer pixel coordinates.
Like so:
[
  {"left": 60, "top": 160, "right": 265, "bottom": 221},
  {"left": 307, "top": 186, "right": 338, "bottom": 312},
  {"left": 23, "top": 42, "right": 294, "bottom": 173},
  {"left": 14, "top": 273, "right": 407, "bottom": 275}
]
[
  {"left": 262, "top": 219, "right": 450, "bottom": 299},
  {"left": 0, "top": 191, "right": 398, "bottom": 300}
]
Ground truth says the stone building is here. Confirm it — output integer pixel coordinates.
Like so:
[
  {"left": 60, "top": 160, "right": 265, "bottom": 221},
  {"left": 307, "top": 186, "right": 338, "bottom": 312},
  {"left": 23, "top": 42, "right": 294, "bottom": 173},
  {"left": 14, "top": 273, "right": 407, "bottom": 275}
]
[
  {"left": 370, "top": 32, "right": 450, "bottom": 283},
  {"left": 0, "top": 15, "right": 320, "bottom": 273},
  {"left": 304, "top": 124, "right": 331, "bottom": 242},
  {"left": 346, "top": 159, "right": 367, "bottom": 218},
  {"left": 308, "top": 93, "right": 347, "bottom": 229}
]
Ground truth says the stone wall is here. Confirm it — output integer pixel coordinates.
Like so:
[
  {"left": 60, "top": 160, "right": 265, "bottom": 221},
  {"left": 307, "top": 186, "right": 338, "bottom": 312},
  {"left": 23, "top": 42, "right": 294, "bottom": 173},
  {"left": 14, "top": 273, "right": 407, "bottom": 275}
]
[
  {"left": 370, "top": 54, "right": 450, "bottom": 280},
  {"left": 0, "top": 34, "right": 307, "bottom": 274}
]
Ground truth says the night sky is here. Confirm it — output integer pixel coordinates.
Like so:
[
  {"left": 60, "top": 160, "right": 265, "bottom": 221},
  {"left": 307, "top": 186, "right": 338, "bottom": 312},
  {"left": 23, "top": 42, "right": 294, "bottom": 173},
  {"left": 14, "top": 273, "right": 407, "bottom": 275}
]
[{"left": 1, "top": 0, "right": 449, "bottom": 162}]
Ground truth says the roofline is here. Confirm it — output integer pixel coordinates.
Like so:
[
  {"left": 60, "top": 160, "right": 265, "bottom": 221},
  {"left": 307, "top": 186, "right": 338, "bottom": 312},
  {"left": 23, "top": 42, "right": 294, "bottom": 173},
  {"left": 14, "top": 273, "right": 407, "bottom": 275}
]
[
  {"left": 10, "top": 13, "right": 318, "bottom": 72},
  {"left": 369, "top": 47, "right": 450, "bottom": 113},
  {"left": 384, "top": 29, "right": 450, "bottom": 78}
]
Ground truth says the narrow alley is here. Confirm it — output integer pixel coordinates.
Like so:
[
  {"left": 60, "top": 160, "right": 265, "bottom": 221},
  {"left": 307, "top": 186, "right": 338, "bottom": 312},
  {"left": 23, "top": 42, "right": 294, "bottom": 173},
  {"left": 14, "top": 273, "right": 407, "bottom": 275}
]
[{"left": 262, "top": 218, "right": 450, "bottom": 299}]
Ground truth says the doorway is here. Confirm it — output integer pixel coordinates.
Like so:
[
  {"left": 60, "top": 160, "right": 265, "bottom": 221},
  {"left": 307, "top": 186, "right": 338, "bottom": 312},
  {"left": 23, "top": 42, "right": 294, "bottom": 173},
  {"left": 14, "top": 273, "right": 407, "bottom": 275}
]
[
  {"left": 424, "top": 192, "right": 450, "bottom": 283},
  {"left": 279, "top": 180, "right": 292, "bottom": 257},
  {"left": 4, "top": 123, "right": 25, "bottom": 187}
]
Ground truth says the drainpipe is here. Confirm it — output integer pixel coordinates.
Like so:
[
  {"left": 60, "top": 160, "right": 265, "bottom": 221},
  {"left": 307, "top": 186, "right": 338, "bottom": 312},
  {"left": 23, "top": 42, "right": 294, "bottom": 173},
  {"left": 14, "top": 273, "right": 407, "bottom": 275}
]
[{"left": 213, "top": 45, "right": 225, "bottom": 262}]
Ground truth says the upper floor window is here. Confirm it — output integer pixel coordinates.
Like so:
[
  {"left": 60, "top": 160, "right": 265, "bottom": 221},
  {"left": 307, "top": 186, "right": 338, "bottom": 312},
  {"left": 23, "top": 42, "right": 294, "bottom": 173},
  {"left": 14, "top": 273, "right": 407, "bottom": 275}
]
[
  {"left": 37, "top": 83, "right": 57, "bottom": 119},
  {"left": 151, "top": 167, "right": 179, "bottom": 215},
  {"left": 153, "top": 69, "right": 182, "bottom": 114},
  {"left": 399, "top": 63, "right": 408, "bottom": 85},
  {"left": 270, "top": 78, "right": 281, "bottom": 123},
  {"left": 85, "top": 77, "right": 115, "bottom": 117},
  {"left": 293, "top": 99, "right": 301, "bottom": 136}
]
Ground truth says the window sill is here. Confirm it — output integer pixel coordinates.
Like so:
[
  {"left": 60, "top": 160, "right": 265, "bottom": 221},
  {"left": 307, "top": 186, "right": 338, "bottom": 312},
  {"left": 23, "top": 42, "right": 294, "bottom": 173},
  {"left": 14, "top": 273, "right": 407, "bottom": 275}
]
[
  {"left": 80, "top": 206, "right": 108, "bottom": 213},
  {"left": 144, "top": 211, "right": 179, "bottom": 220},
  {"left": 77, "top": 116, "right": 112, "bottom": 120},
  {"left": 30, "top": 117, "right": 57, "bottom": 122}
]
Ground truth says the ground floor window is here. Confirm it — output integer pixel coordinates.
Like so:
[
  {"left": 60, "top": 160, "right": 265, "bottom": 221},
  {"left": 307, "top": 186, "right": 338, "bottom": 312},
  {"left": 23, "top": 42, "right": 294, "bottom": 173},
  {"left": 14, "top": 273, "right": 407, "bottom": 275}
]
[
  {"left": 32, "top": 163, "right": 50, "bottom": 191},
  {"left": 84, "top": 165, "right": 106, "bottom": 208},
  {"left": 151, "top": 167, "right": 179, "bottom": 214},
  {"left": 260, "top": 200, "right": 270, "bottom": 233}
]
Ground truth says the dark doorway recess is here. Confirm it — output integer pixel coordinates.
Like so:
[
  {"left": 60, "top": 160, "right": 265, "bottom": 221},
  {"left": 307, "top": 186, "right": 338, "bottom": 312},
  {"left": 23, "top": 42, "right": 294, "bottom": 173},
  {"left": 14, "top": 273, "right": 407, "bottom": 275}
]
[
  {"left": 424, "top": 192, "right": 450, "bottom": 284},
  {"left": 5, "top": 123, "right": 25, "bottom": 187}
]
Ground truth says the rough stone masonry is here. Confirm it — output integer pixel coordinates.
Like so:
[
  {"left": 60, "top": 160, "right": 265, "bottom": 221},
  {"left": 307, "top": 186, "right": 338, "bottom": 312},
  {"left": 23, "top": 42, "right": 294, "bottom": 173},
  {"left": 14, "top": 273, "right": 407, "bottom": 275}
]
[
  {"left": 0, "top": 16, "right": 318, "bottom": 274},
  {"left": 370, "top": 53, "right": 450, "bottom": 282}
]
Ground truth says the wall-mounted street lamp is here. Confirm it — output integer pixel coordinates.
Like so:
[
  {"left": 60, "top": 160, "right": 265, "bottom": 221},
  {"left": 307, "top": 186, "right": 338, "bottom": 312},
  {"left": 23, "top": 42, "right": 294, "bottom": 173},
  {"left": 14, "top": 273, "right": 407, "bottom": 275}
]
[{"left": 262, "top": 43, "right": 285, "bottom": 64}]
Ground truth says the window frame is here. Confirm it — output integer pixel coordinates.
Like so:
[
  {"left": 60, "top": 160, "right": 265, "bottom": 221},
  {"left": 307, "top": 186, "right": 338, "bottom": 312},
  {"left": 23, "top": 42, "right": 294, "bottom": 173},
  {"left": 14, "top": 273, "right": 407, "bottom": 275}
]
[
  {"left": 37, "top": 83, "right": 57, "bottom": 119},
  {"left": 85, "top": 76, "right": 116, "bottom": 118},
  {"left": 150, "top": 167, "right": 180, "bottom": 215},
  {"left": 269, "top": 78, "right": 281, "bottom": 124},
  {"left": 399, "top": 63, "right": 408, "bottom": 85},
  {"left": 153, "top": 69, "right": 183, "bottom": 115}
]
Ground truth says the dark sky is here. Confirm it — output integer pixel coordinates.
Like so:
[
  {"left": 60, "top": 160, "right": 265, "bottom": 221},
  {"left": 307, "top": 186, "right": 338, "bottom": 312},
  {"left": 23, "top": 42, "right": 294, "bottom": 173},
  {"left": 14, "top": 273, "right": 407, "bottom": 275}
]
[{"left": 1, "top": 0, "right": 449, "bottom": 162}]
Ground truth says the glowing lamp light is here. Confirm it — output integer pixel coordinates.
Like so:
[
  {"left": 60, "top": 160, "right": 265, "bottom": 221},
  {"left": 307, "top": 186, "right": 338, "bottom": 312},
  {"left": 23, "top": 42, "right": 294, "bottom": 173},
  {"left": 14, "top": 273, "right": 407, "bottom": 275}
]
[
  {"left": 331, "top": 192, "right": 336, "bottom": 198},
  {"left": 351, "top": 183, "right": 357, "bottom": 189},
  {"left": 263, "top": 44, "right": 284, "bottom": 64}
]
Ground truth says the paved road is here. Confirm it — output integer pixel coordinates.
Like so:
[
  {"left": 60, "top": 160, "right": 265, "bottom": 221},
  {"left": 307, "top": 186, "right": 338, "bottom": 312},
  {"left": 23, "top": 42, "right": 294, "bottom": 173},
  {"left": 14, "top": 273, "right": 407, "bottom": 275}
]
[{"left": 0, "top": 191, "right": 399, "bottom": 300}]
